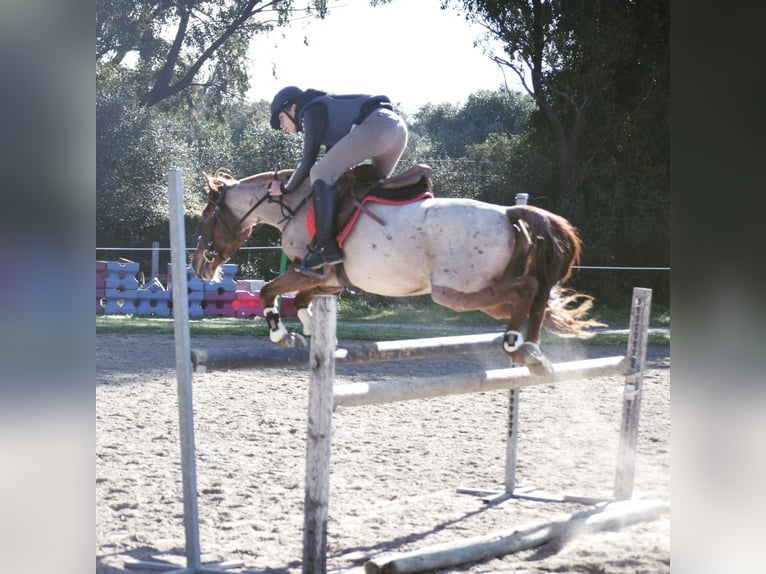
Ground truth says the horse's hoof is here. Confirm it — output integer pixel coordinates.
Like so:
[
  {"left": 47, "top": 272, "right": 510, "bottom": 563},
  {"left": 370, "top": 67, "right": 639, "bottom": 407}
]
[
  {"left": 510, "top": 342, "right": 554, "bottom": 376},
  {"left": 269, "top": 324, "right": 289, "bottom": 344},
  {"left": 278, "top": 333, "right": 305, "bottom": 348},
  {"left": 527, "top": 358, "right": 554, "bottom": 376},
  {"left": 502, "top": 330, "right": 524, "bottom": 354},
  {"left": 277, "top": 333, "right": 309, "bottom": 348}
]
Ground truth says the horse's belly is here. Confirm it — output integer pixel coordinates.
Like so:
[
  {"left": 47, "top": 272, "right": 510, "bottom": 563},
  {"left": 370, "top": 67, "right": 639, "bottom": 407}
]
[{"left": 342, "top": 209, "right": 433, "bottom": 296}]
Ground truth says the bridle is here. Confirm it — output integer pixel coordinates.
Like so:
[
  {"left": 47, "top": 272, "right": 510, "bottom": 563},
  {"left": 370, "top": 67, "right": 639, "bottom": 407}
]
[{"left": 197, "top": 175, "right": 311, "bottom": 264}]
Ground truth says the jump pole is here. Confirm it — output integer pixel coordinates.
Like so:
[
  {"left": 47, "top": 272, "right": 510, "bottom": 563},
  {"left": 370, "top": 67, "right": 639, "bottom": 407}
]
[
  {"left": 125, "top": 169, "right": 242, "bottom": 573},
  {"left": 332, "top": 355, "right": 629, "bottom": 407},
  {"left": 191, "top": 332, "right": 509, "bottom": 372}
]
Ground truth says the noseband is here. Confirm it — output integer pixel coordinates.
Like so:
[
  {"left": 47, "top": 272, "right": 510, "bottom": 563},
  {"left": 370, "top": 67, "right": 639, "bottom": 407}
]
[{"left": 198, "top": 185, "right": 270, "bottom": 264}]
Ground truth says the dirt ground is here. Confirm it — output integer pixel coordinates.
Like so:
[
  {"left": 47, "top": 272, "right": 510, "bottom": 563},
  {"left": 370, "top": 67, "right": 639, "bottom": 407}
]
[{"left": 96, "top": 330, "right": 670, "bottom": 573}]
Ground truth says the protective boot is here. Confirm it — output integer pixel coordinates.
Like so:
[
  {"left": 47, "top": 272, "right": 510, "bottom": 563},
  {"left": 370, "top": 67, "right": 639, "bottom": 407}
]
[{"left": 300, "top": 179, "right": 344, "bottom": 274}]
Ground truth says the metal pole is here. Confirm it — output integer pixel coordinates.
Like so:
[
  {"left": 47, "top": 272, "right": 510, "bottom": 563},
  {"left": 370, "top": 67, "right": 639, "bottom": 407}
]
[
  {"left": 504, "top": 191, "right": 528, "bottom": 494},
  {"left": 168, "top": 169, "right": 202, "bottom": 570},
  {"left": 614, "top": 287, "right": 652, "bottom": 499},
  {"left": 127, "top": 170, "right": 242, "bottom": 573},
  {"left": 152, "top": 240, "right": 160, "bottom": 279}
]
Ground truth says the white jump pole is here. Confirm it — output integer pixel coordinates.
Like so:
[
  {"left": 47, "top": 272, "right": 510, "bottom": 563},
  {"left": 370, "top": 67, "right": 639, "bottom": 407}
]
[
  {"left": 332, "top": 356, "right": 628, "bottom": 407},
  {"left": 126, "top": 169, "right": 242, "bottom": 573}
]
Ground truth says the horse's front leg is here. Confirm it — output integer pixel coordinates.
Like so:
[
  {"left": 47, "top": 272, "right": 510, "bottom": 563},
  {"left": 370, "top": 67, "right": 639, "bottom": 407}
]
[{"left": 260, "top": 266, "right": 322, "bottom": 346}]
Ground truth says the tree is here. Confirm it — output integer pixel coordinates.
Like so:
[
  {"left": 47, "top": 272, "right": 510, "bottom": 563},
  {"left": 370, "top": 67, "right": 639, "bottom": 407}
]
[
  {"left": 406, "top": 89, "right": 534, "bottom": 203},
  {"left": 448, "top": 0, "right": 669, "bottom": 303},
  {"left": 97, "top": 0, "right": 331, "bottom": 111},
  {"left": 412, "top": 89, "right": 533, "bottom": 158},
  {"left": 96, "top": 66, "right": 193, "bottom": 251},
  {"left": 455, "top": 0, "right": 669, "bottom": 201}
]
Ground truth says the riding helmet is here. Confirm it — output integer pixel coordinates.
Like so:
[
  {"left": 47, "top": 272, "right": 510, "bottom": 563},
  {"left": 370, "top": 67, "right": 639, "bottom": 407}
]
[{"left": 270, "top": 86, "right": 304, "bottom": 129}]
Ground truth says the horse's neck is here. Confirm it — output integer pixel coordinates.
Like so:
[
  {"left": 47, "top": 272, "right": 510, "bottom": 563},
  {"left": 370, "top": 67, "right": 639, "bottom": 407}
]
[{"left": 232, "top": 179, "right": 311, "bottom": 231}]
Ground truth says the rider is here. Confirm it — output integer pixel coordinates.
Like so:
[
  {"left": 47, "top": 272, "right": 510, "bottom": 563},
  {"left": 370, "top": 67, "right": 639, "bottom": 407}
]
[{"left": 267, "top": 86, "right": 409, "bottom": 274}]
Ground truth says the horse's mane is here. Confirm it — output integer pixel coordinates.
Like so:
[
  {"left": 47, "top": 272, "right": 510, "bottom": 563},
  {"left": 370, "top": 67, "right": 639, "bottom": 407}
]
[{"left": 204, "top": 168, "right": 295, "bottom": 192}]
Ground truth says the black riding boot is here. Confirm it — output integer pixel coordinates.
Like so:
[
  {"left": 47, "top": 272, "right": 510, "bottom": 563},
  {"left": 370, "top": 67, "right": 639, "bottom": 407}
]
[{"left": 301, "top": 180, "right": 343, "bottom": 273}]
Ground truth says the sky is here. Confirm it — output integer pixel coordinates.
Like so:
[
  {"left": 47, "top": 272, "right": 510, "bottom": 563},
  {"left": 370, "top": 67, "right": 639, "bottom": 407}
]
[{"left": 245, "top": 0, "right": 522, "bottom": 115}]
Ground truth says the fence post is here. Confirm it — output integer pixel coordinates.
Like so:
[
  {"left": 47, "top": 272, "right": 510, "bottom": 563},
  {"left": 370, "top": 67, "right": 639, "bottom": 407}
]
[
  {"left": 302, "top": 295, "right": 336, "bottom": 574},
  {"left": 614, "top": 287, "right": 652, "bottom": 499},
  {"left": 151, "top": 240, "right": 159, "bottom": 279},
  {"left": 503, "top": 192, "right": 529, "bottom": 495}
]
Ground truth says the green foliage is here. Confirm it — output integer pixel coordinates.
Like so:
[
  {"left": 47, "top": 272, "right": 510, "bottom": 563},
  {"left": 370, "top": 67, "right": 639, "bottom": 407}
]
[
  {"left": 96, "top": 65, "right": 193, "bottom": 251},
  {"left": 411, "top": 89, "right": 533, "bottom": 158},
  {"left": 449, "top": 0, "right": 669, "bottom": 304},
  {"left": 229, "top": 108, "right": 305, "bottom": 177},
  {"left": 97, "top": 0, "right": 331, "bottom": 113}
]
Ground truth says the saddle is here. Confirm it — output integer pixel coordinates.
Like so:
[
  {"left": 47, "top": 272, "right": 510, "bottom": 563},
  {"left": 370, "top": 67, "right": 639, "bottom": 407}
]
[{"left": 307, "top": 163, "right": 434, "bottom": 247}]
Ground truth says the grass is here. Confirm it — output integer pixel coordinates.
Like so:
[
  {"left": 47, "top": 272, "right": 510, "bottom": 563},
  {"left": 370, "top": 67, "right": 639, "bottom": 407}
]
[{"left": 96, "top": 296, "right": 670, "bottom": 346}]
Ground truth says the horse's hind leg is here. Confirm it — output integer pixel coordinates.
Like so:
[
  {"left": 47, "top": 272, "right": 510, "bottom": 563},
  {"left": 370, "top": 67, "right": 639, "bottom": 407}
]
[
  {"left": 431, "top": 275, "right": 534, "bottom": 347},
  {"left": 432, "top": 276, "right": 554, "bottom": 375},
  {"left": 509, "top": 286, "right": 555, "bottom": 376}
]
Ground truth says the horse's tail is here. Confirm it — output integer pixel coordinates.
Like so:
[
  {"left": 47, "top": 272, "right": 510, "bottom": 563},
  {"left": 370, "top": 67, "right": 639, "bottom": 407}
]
[{"left": 507, "top": 205, "right": 605, "bottom": 338}]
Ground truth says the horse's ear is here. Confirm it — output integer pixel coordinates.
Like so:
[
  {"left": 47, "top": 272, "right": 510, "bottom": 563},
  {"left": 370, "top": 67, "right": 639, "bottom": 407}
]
[{"left": 202, "top": 172, "right": 220, "bottom": 200}]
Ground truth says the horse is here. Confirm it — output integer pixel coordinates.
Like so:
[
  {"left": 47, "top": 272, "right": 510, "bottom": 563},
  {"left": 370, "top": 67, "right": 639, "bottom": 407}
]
[{"left": 191, "top": 167, "right": 602, "bottom": 375}]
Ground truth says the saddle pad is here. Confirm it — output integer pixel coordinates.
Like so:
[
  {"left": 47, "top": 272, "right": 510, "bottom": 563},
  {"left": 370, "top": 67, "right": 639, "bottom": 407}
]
[{"left": 306, "top": 191, "right": 434, "bottom": 248}]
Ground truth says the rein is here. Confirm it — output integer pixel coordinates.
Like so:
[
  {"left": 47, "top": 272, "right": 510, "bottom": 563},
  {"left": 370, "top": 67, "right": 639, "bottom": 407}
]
[{"left": 199, "top": 175, "right": 312, "bottom": 263}]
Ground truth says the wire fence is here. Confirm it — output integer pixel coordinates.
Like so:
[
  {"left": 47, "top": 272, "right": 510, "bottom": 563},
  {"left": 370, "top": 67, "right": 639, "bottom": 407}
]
[{"left": 95, "top": 246, "right": 671, "bottom": 272}]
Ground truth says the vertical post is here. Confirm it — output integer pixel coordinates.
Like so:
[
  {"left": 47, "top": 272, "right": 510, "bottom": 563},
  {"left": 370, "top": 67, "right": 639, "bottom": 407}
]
[
  {"left": 302, "top": 295, "right": 336, "bottom": 574},
  {"left": 151, "top": 240, "right": 160, "bottom": 279},
  {"left": 614, "top": 287, "right": 652, "bottom": 499},
  {"left": 167, "top": 168, "right": 202, "bottom": 569},
  {"left": 503, "top": 191, "right": 528, "bottom": 495},
  {"left": 503, "top": 388, "right": 520, "bottom": 494}
]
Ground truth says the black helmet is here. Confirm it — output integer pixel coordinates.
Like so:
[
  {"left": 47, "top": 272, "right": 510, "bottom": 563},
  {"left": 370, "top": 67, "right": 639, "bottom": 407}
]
[{"left": 270, "top": 86, "right": 303, "bottom": 129}]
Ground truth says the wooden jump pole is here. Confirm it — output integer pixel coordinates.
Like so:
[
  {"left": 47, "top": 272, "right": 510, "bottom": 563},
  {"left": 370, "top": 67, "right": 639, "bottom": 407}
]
[
  {"left": 333, "top": 355, "right": 629, "bottom": 408},
  {"left": 190, "top": 332, "right": 507, "bottom": 372},
  {"left": 363, "top": 498, "right": 669, "bottom": 574},
  {"left": 504, "top": 192, "right": 528, "bottom": 498},
  {"left": 301, "top": 289, "right": 652, "bottom": 574}
]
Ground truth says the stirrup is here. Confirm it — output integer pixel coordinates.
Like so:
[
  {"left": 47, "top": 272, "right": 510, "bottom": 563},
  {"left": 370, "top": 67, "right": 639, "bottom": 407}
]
[
  {"left": 298, "top": 249, "right": 334, "bottom": 277},
  {"left": 298, "top": 262, "right": 325, "bottom": 278}
]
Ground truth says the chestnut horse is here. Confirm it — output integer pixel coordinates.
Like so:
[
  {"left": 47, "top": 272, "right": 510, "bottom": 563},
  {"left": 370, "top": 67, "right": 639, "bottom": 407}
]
[{"left": 191, "top": 169, "right": 601, "bottom": 375}]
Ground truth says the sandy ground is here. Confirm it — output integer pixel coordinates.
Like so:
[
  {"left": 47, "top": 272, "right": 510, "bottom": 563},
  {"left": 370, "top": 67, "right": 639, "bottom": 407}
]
[{"left": 96, "top": 330, "right": 670, "bottom": 573}]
